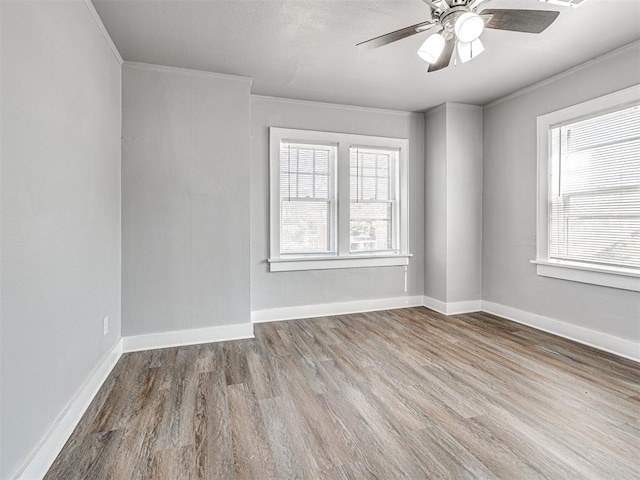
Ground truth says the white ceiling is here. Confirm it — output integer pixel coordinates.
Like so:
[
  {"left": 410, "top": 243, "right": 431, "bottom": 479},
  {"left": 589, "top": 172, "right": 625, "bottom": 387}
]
[{"left": 93, "top": 0, "right": 640, "bottom": 112}]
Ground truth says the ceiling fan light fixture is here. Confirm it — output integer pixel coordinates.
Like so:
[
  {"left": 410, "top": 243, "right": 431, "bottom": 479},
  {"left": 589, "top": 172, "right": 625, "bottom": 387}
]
[
  {"left": 454, "top": 11, "right": 485, "bottom": 43},
  {"left": 457, "top": 38, "right": 485, "bottom": 64},
  {"left": 417, "top": 33, "right": 445, "bottom": 64}
]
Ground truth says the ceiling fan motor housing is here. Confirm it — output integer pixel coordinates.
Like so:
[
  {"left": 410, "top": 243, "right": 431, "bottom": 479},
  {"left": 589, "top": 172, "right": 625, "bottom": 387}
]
[{"left": 439, "top": 6, "right": 471, "bottom": 37}]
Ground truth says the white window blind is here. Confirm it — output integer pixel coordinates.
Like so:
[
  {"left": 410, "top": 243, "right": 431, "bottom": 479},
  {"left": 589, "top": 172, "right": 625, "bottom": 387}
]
[
  {"left": 549, "top": 103, "right": 640, "bottom": 271},
  {"left": 279, "top": 142, "right": 337, "bottom": 255},
  {"left": 350, "top": 147, "right": 399, "bottom": 253}
]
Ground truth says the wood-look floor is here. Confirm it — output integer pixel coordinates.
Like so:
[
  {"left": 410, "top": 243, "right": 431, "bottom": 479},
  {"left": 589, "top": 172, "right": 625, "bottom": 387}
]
[{"left": 45, "top": 308, "right": 640, "bottom": 479}]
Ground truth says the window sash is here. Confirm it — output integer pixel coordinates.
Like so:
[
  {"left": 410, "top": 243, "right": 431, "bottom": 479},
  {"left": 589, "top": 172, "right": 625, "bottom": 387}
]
[
  {"left": 278, "top": 142, "right": 337, "bottom": 255},
  {"left": 280, "top": 142, "right": 335, "bottom": 201},
  {"left": 279, "top": 198, "right": 337, "bottom": 256},
  {"left": 349, "top": 147, "right": 400, "bottom": 253},
  {"left": 548, "top": 103, "right": 640, "bottom": 271}
]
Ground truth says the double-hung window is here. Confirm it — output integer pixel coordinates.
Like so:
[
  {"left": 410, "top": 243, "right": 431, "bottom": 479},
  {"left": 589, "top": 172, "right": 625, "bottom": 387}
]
[
  {"left": 535, "top": 85, "right": 640, "bottom": 291},
  {"left": 279, "top": 142, "right": 337, "bottom": 256},
  {"left": 269, "top": 128, "right": 410, "bottom": 272}
]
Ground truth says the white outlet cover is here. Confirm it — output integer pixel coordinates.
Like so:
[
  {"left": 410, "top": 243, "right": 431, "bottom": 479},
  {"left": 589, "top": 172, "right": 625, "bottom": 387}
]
[{"left": 103, "top": 316, "right": 109, "bottom": 336}]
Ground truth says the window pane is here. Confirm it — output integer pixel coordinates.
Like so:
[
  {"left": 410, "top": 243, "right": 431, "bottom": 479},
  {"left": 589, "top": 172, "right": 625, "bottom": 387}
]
[
  {"left": 315, "top": 174, "right": 328, "bottom": 198},
  {"left": 315, "top": 150, "right": 328, "bottom": 174},
  {"left": 549, "top": 104, "right": 640, "bottom": 270},
  {"left": 281, "top": 143, "right": 335, "bottom": 201},
  {"left": 377, "top": 178, "right": 389, "bottom": 200},
  {"left": 350, "top": 148, "right": 396, "bottom": 201},
  {"left": 377, "top": 154, "right": 389, "bottom": 171},
  {"left": 361, "top": 152, "right": 376, "bottom": 170},
  {"left": 361, "top": 177, "right": 376, "bottom": 200},
  {"left": 281, "top": 201, "right": 333, "bottom": 254},
  {"left": 298, "top": 148, "right": 314, "bottom": 173},
  {"left": 350, "top": 202, "right": 394, "bottom": 252},
  {"left": 350, "top": 169, "right": 357, "bottom": 198},
  {"left": 280, "top": 145, "right": 296, "bottom": 198},
  {"left": 280, "top": 171, "right": 291, "bottom": 199},
  {"left": 298, "top": 173, "right": 313, "bottom": 198}
]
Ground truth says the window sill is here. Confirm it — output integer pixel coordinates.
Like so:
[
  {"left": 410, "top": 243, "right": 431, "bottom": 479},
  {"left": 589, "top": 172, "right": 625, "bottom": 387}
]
[
  {"left": 269, "top": 254, "right": 412, "bottom": 272},
  {"left": 531, "top": 260, "right": 640, "bottom": 292}
]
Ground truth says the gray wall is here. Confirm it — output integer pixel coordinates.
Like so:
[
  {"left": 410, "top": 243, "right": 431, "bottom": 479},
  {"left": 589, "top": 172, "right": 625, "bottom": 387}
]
[
  {"left": 446, "top": 105, "right": 482, "bottom": 303},
  {"left": 122, "top": 64, "right": 252, "bottom": 336},
  {"left": 0, "top": 1, "right": 122, "bottom": 478},
  {"left": 424, "top": 106, "right": 448, "bottom": 302},
  {"left": 424, "top": 104, "right": 483, "bottom": 304},
  {"left": 251, "top": 96, "right": 425, "bottom": 311},
  {"left": 483, "top": 42, "right": 640, "bottom": 341}
]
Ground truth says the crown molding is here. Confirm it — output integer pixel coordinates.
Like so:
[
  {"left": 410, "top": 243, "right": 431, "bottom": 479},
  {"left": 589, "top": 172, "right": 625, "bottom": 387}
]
[
  {"left": 445, "top": 102, "right": 483, "bottom": 111},
  {"left": 251, "top": 94, "right": 422, "bottom": 118},
  {"left": 83, "top": 0, "right": 123, "bottom": 66},
  {"left": 124, "top": 62, "right": 254, "bottom": 86},
  {"left": 424, "top": 102, "right": 482, "bottom": 118},
  {"left": 424, "top": 102, "right": 447, "bottom": 117}
]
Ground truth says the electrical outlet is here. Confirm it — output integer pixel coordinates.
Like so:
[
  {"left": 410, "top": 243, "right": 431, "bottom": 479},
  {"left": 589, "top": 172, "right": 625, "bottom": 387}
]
[{"left": 103, "top": 316, "right": 109, "bottom": 336}]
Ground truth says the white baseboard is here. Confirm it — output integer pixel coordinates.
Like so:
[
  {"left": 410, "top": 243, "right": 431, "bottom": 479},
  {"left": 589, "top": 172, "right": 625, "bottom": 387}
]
[
  {"left": 251, "top": 295, "right": 424, "bottom": 323},
  {"left": 122, "top": 322, "right": 255, "bottom": 352},
  {"left": 481, "top": 301, "right": 640, "bottom": 363},
  {"left": 422, "top": 296, "right": 482, "bottom": 315},
  {"left": 16, "top": 339, "right": 123, "bottom": 480},
  {"left": 422, "top": 296, "right": 448, "bottom": 315}
]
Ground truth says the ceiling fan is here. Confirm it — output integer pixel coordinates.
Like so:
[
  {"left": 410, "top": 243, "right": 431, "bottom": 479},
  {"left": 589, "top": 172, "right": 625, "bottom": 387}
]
[{"left": 357, "top": 0, "right": 561, "bottom": 72}]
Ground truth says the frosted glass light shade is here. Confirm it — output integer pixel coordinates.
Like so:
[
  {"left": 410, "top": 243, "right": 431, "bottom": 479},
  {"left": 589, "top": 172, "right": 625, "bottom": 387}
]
[
  {"left": 457, "top": 38, "right": 485, "bottom": 63},
  {"left": 455, "top": 12, "right": 485, "bottom": 43},
  {"left": 417, "top": 34, "right": 446, "bottom": 64}
]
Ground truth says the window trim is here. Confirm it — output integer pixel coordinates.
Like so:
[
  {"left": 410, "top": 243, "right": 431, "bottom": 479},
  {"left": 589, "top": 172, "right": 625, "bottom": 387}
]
[
  {"left": 269, "top": 127, "right": 410, "bottom": 272},
  {"left": 535, "top": 84, "right": 640, "bottom": 292}
]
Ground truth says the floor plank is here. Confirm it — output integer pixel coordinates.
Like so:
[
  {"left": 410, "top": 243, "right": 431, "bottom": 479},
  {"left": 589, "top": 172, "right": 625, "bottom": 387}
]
[{"left": 45, "top": 307, "right": 640, "bottom": 479}]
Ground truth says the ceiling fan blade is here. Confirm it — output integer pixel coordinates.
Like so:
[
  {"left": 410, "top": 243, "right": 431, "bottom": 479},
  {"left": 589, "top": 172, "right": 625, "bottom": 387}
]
[
  {"left": 481, "top": 9, "right": 560, "bottom": 34},
  {"left": 420, "top": 0, "right": 439, "bottom": 10},
  {"left": 428, "top": 37, "right": 455, "bottom": 72},
  {"left": 357, "top": 21, "right": 437, "bottom": 50},
  {"left": 468, "top": 0, "right": 489, "bottom": 11}
]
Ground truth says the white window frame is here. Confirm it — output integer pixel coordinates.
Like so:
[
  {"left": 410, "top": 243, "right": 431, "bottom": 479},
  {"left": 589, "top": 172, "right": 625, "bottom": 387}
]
[
  {"left": 533, "top": 84, "right": 640, "bottom": 292},
  {"left": 269, "top": 127, "right": 410, "bottom": 272}
]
